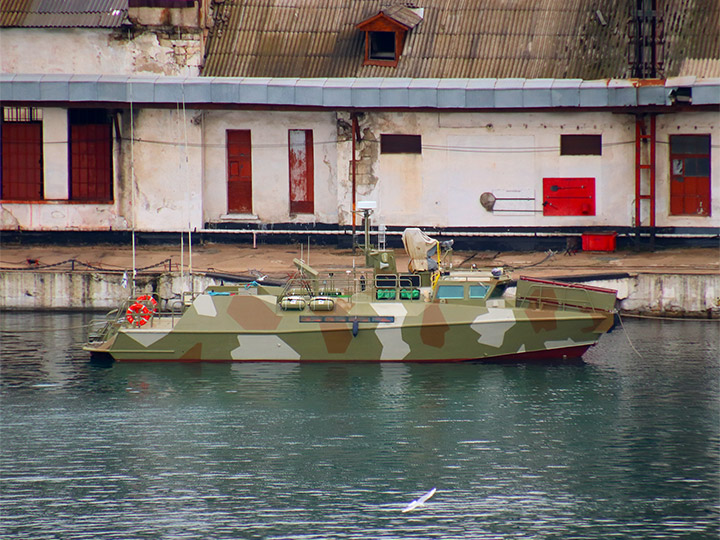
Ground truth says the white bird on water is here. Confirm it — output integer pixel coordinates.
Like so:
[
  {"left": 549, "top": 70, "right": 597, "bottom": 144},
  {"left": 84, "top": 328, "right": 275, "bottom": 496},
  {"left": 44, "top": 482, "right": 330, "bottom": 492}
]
[{"left": 401, "top": 487, "right": 437, "bottom": 513}]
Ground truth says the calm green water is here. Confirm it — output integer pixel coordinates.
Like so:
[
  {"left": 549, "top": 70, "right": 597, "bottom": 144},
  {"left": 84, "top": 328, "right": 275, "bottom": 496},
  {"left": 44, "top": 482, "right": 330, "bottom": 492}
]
[{"left": 1, "top": 313, "right": 718, "bottom": 539}]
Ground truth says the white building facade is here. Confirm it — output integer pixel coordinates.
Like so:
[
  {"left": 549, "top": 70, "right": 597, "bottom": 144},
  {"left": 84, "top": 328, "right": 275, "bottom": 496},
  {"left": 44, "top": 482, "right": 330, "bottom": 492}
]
[{"left": 0, "top": 76, "right": 718, "bottom": 244}]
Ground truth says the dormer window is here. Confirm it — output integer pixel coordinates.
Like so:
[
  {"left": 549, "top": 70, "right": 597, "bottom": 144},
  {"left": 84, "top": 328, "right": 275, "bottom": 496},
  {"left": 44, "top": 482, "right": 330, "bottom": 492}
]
[
  {"left": 370, "top": 31, "right": 396, "bottom": 61},
  {"left": 356, "top": 6, "right": 423, "bottom": 67}
]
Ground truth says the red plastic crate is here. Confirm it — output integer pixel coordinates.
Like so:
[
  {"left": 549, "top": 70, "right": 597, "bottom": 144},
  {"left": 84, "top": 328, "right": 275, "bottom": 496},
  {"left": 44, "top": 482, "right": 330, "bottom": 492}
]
[{"left": 582, "top": 231, "right": 617, "bottom": 252}]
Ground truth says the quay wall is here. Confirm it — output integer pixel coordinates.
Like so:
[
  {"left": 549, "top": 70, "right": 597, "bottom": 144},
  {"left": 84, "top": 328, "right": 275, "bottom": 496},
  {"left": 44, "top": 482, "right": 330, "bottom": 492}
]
[{"left": 0, "top": 271, "right": 719, "bottom": 318}]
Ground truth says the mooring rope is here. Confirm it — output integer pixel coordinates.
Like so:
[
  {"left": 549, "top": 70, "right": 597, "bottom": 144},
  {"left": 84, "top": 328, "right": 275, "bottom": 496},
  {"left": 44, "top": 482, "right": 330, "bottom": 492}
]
[{"left": 616, "top": 312, "right": 644, "bottom": 359}]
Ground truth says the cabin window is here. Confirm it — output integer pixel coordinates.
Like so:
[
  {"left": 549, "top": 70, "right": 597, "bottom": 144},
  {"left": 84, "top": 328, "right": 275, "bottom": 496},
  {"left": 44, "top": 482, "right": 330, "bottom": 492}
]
[
  {"left": 670, "top": 134, "right": 711, "bottom": 216},
  {"left": 375, "top": 274, "right": 398, "bottom": 288},
  {"left": 560, "top": 135, "right": 602, "bottom": 156},
  {"left": 1, "top": 107, "right": 43, "bottom": 200},
  {"left": 436, "top": 285, "right": 464, "bottom": 299},
  {"left": 469, "top": 285, "right": 490, "bottom": 299},
  {"left": 381, "top": 134, "right": 422, "bottom": 154},
  {"left": 399, "top": 274, "right": 421, "bottom": 287},
  {"left": 68, "top": 109, "right": 113, "bottom": 201}
]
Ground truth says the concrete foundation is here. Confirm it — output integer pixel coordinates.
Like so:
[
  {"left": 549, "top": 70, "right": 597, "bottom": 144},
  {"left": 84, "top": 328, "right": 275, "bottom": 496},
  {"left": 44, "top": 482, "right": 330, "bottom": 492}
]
[{"left": 1, "top": 270, "right": 718, "bottom": 318}]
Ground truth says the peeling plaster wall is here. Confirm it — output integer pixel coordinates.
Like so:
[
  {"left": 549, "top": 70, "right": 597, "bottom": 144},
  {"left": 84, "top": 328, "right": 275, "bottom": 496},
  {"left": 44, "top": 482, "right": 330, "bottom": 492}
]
[
  {"left": 202, "top": 110, "right": 338, "bottom": 224},
  {"left": 1, "top": 106, "right": 717, "bottom": 232},
  {"left": 352, "top": 110, "right": 719, "bottom": 229},
  {"left": 121, "top": 108, "right": 204, "bottom": 231},
  {"left": 0, "top": 106, "right": 203, "bottom": 232},
  {"left": 0, "top": 28, "right": 202, "bottom": 76}
]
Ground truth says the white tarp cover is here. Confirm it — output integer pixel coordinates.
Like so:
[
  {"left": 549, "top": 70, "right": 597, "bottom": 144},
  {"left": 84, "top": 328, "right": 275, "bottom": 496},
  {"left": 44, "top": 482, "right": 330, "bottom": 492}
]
[{"left": 402, "top": 228, "right": 438, "bottom": 272}]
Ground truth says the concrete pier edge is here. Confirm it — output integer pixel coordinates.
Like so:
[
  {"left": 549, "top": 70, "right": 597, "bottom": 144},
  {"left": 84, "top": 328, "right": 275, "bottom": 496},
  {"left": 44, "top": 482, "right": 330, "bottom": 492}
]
[{"left": 2, "top": 268, "right": 718, "bottom": 319}]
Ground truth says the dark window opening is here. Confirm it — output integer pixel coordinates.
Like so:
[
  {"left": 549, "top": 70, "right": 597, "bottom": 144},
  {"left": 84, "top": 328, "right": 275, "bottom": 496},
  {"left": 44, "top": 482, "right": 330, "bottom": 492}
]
[
  {"left": 670, "top": 134, "right": 711, "bottom": 216},
  {"left": 560, "top": 134, "right": 602, "bottom": 156},
  {"left": 381, "top": 134, "right": 421, "bottom": 154},
  {"left": 369, "top": 31, "right": 396, "bottom": 60},
  {"left": 129, "top": 1, "right": 195, "bottom": 7},
  {"left": 69, "top": 108, "right": 113, "bottom": 201},
  {"left": 1, "top": 107, "right": 43, "bottom": 201}
]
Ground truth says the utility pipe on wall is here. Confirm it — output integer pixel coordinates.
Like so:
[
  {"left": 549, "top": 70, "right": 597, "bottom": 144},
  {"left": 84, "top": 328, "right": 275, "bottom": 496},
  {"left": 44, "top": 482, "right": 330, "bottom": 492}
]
[{"left": 351, "top": 113, "right": 358, "bottom": 253}]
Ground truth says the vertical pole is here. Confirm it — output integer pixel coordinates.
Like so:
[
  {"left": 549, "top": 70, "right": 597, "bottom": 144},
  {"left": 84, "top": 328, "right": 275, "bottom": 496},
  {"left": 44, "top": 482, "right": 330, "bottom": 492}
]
[
  {"left": 130, "top": 86, "right": 137, "bottom": 295},
  {"left": 649, "top": 114, "right": 657, "bottom": 250},
  {"left": 649, "top": 115, "right": 656, "bottom": 228},
  {"left": 351, "top": 113, "right": 358, "bottom": 254},
  {"left": 634, "top": 116, "right": 642, "bottom": 250}
]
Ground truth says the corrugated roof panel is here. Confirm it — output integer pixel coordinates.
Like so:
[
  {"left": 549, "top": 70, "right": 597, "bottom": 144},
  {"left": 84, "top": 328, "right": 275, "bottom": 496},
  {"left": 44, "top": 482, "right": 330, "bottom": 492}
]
[
  {"left": 201, "top": 0, "right": 719, "bottom": 79},
  {"left": 1, "top": 0, "right": 127, "bottom": 27}
]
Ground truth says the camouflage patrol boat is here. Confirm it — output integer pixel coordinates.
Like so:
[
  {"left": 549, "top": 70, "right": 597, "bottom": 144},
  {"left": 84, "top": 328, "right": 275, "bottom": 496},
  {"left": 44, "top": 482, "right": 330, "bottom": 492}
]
[{"left": 84, "top": 228, "right": 617, "bottom": 363}]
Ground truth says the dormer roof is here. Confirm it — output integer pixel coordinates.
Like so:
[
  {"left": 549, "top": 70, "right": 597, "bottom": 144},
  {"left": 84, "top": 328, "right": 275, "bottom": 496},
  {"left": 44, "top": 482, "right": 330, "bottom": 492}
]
[{"left": 356, "top": 5, "right": 423, "bottom": 32}]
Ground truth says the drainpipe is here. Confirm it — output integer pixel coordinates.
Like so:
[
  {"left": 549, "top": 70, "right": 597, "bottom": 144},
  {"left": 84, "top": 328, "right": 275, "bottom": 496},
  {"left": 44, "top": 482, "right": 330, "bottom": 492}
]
[{"left": 351, "top": 113, "right": 358, "bottom": 253}]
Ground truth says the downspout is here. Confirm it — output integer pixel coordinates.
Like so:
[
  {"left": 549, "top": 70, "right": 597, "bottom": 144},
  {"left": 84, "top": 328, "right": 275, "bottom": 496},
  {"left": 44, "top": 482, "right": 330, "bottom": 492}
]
[{"left": 351, "top": 112, "right": 358, "bottom": 253}]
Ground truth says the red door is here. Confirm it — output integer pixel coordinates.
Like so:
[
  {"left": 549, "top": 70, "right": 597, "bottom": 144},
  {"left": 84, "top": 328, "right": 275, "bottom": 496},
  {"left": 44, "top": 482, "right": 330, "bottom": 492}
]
[
  {"left": 227, "top": 130, "right": 252, "bottom": 214},
  {"left": 1, "top": 122, "right": 43, "bottom": 200},
  {"left": 669, "top": 135, "right": 711, "bottom": 216},
  {"left": 288, "top": 129, "right": 314, "bottom": 214},
  {"left": 70, "top": 123, "right": 112, "bottom": 201}
]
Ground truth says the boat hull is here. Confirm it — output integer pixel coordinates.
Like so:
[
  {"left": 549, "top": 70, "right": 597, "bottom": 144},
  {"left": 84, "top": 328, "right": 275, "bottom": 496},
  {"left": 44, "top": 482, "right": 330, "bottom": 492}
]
[{"left": 84, "top": 293, "right": 614, "bottom": 363}]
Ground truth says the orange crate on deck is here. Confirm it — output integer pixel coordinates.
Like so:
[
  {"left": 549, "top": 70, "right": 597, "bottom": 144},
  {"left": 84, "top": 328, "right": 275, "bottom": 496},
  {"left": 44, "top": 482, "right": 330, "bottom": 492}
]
[{"left": 582, "top": 232, "right": 617, "bottom": 252}]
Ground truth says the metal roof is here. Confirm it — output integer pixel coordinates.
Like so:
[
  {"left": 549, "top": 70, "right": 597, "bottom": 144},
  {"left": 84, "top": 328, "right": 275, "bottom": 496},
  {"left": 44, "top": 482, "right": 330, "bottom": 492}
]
[
  {"left": 1, "top": 74, "right": 718, "bottom": 108},
  {"left": 202, "top": 0, "right": 720, "bottom": 79},
  {"left": 0, "top": 0, "right": 128, "bottom": 28}
]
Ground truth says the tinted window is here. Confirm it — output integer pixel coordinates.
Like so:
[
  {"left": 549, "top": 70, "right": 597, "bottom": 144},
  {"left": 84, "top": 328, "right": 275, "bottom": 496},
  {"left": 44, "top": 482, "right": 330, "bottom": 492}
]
[
  {"left": 436, "top": 285, "right": 464, "bottom": 299},
  {"left": 469, "top": 285, "right": 490, "bottom": 298}
]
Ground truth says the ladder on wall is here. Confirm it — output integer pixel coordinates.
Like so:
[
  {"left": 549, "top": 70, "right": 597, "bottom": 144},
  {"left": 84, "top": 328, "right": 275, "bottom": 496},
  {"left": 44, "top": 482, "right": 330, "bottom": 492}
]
[{"left": 635, "top": 114, "right": 656, "bottom": 250}]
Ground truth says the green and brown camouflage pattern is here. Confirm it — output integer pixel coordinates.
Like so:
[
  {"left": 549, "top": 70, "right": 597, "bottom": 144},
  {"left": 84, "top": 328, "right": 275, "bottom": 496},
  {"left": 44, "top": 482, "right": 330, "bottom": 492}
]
[{"left": 84, "top": 265, "right": 617, "bottom": 363}]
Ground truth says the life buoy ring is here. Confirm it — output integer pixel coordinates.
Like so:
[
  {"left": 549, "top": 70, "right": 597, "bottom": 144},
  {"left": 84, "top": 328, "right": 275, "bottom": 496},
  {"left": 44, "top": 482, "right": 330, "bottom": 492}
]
[
  {"left": 135, "top": 294, "right": 158, "bottom": 313},
  {"left": 126, "top": 302, "right": 151, "bottom": 326}
]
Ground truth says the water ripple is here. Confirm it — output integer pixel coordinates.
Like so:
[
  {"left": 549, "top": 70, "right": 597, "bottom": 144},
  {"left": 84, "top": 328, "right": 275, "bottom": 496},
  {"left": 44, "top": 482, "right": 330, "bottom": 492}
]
[{"left": 1, "top": 314, "right": 718, "bottom": 539}]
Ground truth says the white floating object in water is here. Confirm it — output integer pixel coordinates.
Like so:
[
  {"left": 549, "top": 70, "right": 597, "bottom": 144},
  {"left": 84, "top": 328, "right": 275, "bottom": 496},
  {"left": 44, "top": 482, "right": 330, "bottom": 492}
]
[{"left": 401, "top": 487, "right": 436, "bottom": 513}]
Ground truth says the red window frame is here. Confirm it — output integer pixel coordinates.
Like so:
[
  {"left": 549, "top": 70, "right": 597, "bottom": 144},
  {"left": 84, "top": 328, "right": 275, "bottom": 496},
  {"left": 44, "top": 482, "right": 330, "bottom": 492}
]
[
  {"left": 0, "top": 108, "right": 43, "bottom": 201},
  {"left": 669, "top": 134, "right": 711, "bottom": 216},
  {"left": 69, "top": 109, "right": 113, "bottom": 202}
]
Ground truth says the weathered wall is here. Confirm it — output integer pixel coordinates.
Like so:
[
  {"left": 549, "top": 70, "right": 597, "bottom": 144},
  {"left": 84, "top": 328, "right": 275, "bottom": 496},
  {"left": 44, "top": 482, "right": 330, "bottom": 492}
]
[
  {"left": 342, "top": 110, "right": 719, "bottom": 229},
  {"left": 2, "top": 271, "right": 718, "bottom": 318},
  {"left": 618, "top": 273, "right": 720, "bottom": 317},
  {"left": 202, "top": 110, "right": 338, "bottom": 224},
  {"left": 0, "top": 106, "right": 204, "bottom": 232},
  {"left": 0, "top": 28, "right": 202, "bottom": 76},
  {"left": 121, "top": 108, "right": 204, "bottom": 231},
  {"left": 1, "top": 106, "right": 717, "bottom": 232},
  {"left": 0, "top": 271, "right": 221, "bottom": 311}
]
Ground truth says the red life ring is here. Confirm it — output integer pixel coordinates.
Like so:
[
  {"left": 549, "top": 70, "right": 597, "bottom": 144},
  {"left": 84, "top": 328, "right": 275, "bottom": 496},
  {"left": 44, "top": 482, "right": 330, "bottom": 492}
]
[
  {"left": 135, "top": 294, "right": 158, "bottom": 312},
  {"left": 126, "top": 302, "right": 151, "bottom": 326}
]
